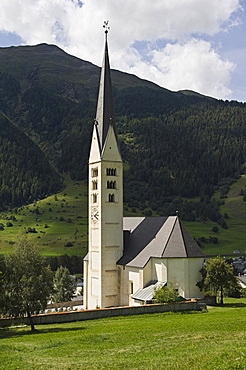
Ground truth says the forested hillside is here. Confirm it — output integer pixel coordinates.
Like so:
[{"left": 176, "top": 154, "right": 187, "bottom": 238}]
[
  {"left": 0, "top": 111, "right": 61, "bottom": 210},
  {"left": 0, "top": 43, "right": 245, "bottom": 217}
]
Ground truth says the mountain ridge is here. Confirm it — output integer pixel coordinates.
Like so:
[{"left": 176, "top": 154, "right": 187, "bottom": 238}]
[{"left": 0, "top": 43, "right": 245, "bottom": 216}]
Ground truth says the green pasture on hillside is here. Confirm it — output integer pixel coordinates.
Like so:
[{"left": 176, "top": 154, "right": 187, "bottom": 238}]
[
  {"left": 0, "top": 175, "right": 246, "bottom": 257},
  {"left": 1, "top": 298, "right": 246, "bottom": 369},
  {"left": 0, "top": 178, "right": 88, "bottom": 257},
  {"left": 185, "top": 174, "right": 246, "bottom": 256}
]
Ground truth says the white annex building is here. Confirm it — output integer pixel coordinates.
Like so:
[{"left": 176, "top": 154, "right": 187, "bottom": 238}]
[{"left": 83, "top": 32, "right": 204, "bottom": 309}]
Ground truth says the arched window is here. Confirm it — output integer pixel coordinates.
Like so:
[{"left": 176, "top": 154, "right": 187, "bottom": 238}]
[
  {"left": 107, "top": 180, "right": 116, "bottom": 189},
  {"left": 108, "top": 194, "right": 115, "bottom": 202},
  {"left": 92, "top": 167, "right": 98, "bottom": 178},
  {"left": 92, "top": 181, "right": 98, "bottom": 190},
  {"left": 106, "top": 168, "right": 117, "bottom": 176},
  {"left": 93, "top": 194, "right": 97, "bottom": 203}
]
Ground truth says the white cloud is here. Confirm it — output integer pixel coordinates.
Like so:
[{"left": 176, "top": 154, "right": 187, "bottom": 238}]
[
  {"left": 142, "top": 39, "right": 235, "bottom": 99},
  {"left": 0, "top": 0, "right": 242, "bottom": 99},
  {"left": 113, "top": 39, "right": 235, "bottom": 99}
]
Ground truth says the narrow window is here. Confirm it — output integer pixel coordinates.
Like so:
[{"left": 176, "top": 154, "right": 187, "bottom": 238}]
[
  {"left": 130, "top": 282, "right": 133, "bottom": 294},
  {"left": 108, "top": 194, "right": 115, "bottom": 202},
  {"left": 92, "top": 181, "right": 98, "bottom": 190},
  {"left": 92, "top": 167, "right": 98, "bottom": 178},
  {"left": 106, "top": 168, "right": 117, "bottom": 176},
  {"left": 93, "top": 194, "right": 97, "bottom": 203},
  {"left": 107, "top": 180, "right": 116, "bottom": 189}
]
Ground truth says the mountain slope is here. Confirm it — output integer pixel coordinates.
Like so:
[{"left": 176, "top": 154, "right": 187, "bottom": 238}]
[
  {"left": 0, "top": 111, "right": 61, "bottom": 210},
  {"left": 0, "top": 43, "right": 245, "bottom": 212}
]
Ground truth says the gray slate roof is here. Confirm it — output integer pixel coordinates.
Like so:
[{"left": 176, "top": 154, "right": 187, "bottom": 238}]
[
  {"left": 237, "top": 275, "right": 246, "bottom": 287},
  {"left": 117, "top": 216, "right": 204, "bottom": 268}
]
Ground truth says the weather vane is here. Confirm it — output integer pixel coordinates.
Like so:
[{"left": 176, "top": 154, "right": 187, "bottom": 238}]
[{"left": 103, "top": 20, "right": 110, "bottom": 34}]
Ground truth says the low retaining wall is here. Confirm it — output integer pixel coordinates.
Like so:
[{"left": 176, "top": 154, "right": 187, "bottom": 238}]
[
  {"left": 0, "top": 300, "right": 204, "bottom": 328},
  {"left": 197, "top": 296, "right": 217, "bottom": 306}
]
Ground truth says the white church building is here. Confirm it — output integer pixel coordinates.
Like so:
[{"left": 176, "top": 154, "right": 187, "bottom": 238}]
[{"left": 83, "top": 31, "right": 204, "bottom": 310}]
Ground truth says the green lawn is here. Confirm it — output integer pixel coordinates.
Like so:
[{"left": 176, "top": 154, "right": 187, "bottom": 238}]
[{"left": 1, "top": 299, "right": 246, "bottom": 369}]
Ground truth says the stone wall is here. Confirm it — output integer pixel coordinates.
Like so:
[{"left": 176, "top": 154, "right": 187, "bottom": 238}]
[{"left": 0, "top": 300, "right": 204, "bottom": 328}]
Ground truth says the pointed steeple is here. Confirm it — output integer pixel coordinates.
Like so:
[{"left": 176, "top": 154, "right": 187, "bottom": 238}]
[{"left": 95, "top": 30, "right": 117, "bottom": 154}]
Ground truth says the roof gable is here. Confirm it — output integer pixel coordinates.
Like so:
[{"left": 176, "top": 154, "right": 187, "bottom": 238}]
[
  {"left": 101, "top": 124, "right": 122, "bottom": 161},
  {"left": 118, "top": 216, "right": 204, "bottom": 268},
  {"left": 89, "top": 124, "right": 101, "bottom": 162}
]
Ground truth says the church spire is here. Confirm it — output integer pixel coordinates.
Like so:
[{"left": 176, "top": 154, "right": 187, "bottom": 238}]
[{"left": 95, "top": 23, "right": 117, "bottom": 154}]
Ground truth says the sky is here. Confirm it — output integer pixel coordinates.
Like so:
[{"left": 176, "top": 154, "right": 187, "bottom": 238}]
[{"left": 0, "top": 0, "right": 245, "bottom": 102}]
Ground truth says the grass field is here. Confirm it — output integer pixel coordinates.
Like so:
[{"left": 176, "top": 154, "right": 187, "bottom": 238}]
[{"left": 1, "top": 298, "right": 246, "bottom": 369}]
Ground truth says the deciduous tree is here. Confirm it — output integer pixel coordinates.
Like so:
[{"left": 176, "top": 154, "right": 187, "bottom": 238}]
[
  {"left": 3, "top": 235, "right": 53, "bottom": 330},
  {"left": 197, "top": 256, "right": 240, "bottom": 305}
]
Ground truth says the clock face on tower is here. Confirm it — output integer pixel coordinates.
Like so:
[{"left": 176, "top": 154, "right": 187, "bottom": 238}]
[{"left": 91, "top": 207, "right": 99, "bottom": 223}]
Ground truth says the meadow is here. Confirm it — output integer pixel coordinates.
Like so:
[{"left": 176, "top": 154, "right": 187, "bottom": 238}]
[
  {"left": 0, "top": 175, "right": 246, "bottom": 257},
  {"left": 184, "top": 174, "right": 246, "bottom": 255},
  {"left": 0, "top": 177, "right": 88, "bottom": 257},
  {"left": 0, "top": 298, "right": 246, "bottom": 369}
]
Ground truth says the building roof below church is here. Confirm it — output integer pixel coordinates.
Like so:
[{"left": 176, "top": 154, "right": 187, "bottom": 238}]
[
  {"left": 131, "top": 280, "right": 166, "bottom": 302},
  {"left": 117, "top": 216, "right": 204, "bottom": 268}
]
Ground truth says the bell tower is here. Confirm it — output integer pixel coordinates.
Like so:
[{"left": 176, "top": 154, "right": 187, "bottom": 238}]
[{"left": 84, "top": 25, "right": 123, "bottom": 309}]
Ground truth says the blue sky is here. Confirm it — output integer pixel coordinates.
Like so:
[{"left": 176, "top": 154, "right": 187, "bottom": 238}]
[{"left": 0, "top": 0, "right": 245, "bottom": 102}]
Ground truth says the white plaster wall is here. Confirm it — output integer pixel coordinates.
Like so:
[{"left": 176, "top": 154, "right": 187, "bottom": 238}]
[
  {"left": 83, "top": 259, "right": 88, "bottom": 309},
  {"left": 164, "top": 258, "right": 204, "bottom": 298},
  {"left": 150, "top": 258, "right": 167, "bottom": 282},
  {"left": 91, "top": 251, "right": 100, "bottom": 271},
  {"left": 100, "top": 159, "right": 123, "bottom": 307},
  {"left": 118, "top": 266, "right": 130, "bottom": 306},
  {"left": 91, "top": 228, "right": 100, "bottom": 247},
  {"left": 165, "top": 258, "right": 185, "bottom": 295},
  {"left": 86, "top": 125, "right": 123, "bottom": 309},
  {"left": 128, "top": 268, "right": 142, "bottom": 306},
  {"left": 143, "top": 260, "right": 152, "bottom": 287},
  {"left": 187, "top": 258, "right": 204, "bottom": 298}
]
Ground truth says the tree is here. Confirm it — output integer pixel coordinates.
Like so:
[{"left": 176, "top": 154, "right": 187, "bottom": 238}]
[
  {"left": 211, "top": 226, "right": 219, "bottom": 233},
  {"left": 3, "top": 235, "right": 53, "bottom": 330},
  {"left": 52, "top": 266, "right": 76, "bottom": 304},
  {"left": 153, "top": 284, "right": 181, "bottom": 303},
  {"left": 197, "top": 256, "right": 240, "bottom": 305},
  {"left": 0, "top": 271, "right": 5, "bottom": 311}
]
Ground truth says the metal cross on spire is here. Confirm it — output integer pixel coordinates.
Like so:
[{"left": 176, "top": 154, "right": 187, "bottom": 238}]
[{"left": 103, "top": 20, "right": 110, "bottom": 37}]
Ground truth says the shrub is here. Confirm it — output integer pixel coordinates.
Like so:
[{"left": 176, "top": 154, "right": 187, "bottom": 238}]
[
  {"left": 153, "top": 284, "right": 181, "bottom": 303},
  {"left": 211, "top": 226, "right": 219, "bottom": 233},
  {"left": 64, "top": 241, "right": 73, "bottom": 248}
]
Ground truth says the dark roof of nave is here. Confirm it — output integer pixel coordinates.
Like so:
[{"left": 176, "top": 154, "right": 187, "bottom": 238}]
[{"left": 117, "top": 216, "right": 204, "bottom": 268}]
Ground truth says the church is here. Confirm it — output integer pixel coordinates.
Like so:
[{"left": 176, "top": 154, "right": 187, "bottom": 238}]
[{"left": 83, "top": 31, "right": 204, "bottom": 310}]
